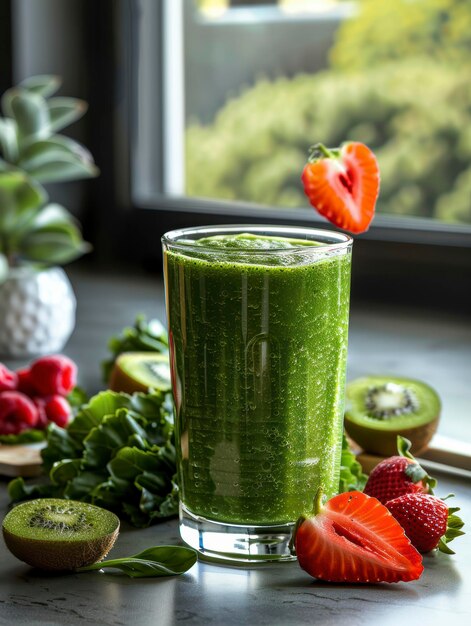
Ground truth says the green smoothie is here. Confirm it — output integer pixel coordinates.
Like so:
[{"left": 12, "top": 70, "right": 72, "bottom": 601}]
[{"left": 164, "top": 232, "right": 351, "bottom": 526}]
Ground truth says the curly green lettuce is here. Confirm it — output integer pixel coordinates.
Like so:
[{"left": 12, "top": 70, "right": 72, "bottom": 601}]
[{"left": 8, "top": 389, "right": 177, "bottom": 527}]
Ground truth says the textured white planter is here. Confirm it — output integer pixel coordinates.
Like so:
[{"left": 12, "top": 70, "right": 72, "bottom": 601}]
[{"left": 0, "top": 266, "right": 76, "bottom": 357}]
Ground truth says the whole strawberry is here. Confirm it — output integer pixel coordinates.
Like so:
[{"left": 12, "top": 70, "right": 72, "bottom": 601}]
[
  {"left": 387, "top": 493, "right": 464, "bottom": 554},
  {"left": 364, "top": 436, "right": 436, "bottom": 504}
]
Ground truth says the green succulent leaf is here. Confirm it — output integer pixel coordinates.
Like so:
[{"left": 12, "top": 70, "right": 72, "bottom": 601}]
[
  {"left": 26, "top": 153, "right": 99, "bottom": 183},
  {"left": 6, "top": 90, "right": 50, "bottom": 141},
  {"left": 26, "top": 202, "right": 80, "bottom": 229},
  {"left": 0, "top": 117, "right": 19, "bottom": 162},
  {"left": 47, "top": 97, "right": 88, "bottom": 134},
  {"left": 0, "top": 171, "right": 46, "bottom": 234},
  {"left": 18, "top": 135, "right": 95, "bottom": 173},
  {"left": 18, "top": 222, "right": 91, "bottom": 265},
  {"left": 18, "top": 75, "right": 61, "bottom": 98}
]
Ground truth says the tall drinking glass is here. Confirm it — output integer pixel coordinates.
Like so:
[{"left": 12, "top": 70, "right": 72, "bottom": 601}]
[{"left": 162, "top": 225, "right": 353, "bottom": 563}]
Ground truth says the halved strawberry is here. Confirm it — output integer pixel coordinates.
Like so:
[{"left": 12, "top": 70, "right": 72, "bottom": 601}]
[
  {"left": 302, "top": 142, "right": 380, "bottom": 234},
  {"left": 294, "top": 490, "right": 423, "bottom": 583}
]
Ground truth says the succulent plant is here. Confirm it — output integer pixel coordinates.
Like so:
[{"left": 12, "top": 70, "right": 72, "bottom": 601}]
[{"left": 0, "top": 75, "right": 98, "bottom": 283}]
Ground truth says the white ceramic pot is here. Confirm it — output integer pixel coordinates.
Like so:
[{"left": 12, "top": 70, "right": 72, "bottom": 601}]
[{"left": 0, "top": 266, "right": 76, "bottom": 357}]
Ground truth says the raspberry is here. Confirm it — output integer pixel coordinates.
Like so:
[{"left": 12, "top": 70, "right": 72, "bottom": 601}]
[
  {"left": 44, "top": 395, "right": 72, "bottom": 428},
  {"left": 32, "top": 397, "right": 49, "bottom": 430},
  {"left": 0, "top": 391, "right": 39, "bottom": 435},
  {"left": 0, "top": 363, "right": 18, "bottom": 392},
  {"left": 29, "top": 355, "right": 77, "bottom": 396},
  {"left": 16, "top": 367, "right": 38, "bottom": 397}
]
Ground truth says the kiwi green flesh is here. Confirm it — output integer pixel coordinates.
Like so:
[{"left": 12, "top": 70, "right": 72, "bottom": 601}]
[
  {"left": 344, "top": 376, "right": 441, "bottom": 456},
  {"left": 2, "top": 499, "right": 120, "bottom": 571},
  {"left": 109, "top": 352, "right": 171, "bottom": 394},
  {"left": 345, "top": 415, "right": 439, "bottom": 457}
]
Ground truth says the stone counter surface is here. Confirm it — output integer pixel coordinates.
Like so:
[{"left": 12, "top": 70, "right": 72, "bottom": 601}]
[
  {"left": 1, "top": 266, "right": 470, "bottom": 625},
  {"left": 1, "top": 468, "right": 470, "bottom": 626}
]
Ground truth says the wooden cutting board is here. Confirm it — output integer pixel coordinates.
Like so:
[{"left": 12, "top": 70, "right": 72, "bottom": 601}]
[{"left": 0, "top": 444, "right": 44, "bottom": 478}]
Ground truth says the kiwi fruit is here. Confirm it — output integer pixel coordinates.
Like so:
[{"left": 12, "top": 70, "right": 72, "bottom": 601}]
[
  {"left": 108, "top": 352, "right": 171, "bottom": 394},
  {"left": 344, "top": 375, "right": 440, "bottom": 456},
  {"left": 2, "top": 498, "right": 120, "bottom": 571}
]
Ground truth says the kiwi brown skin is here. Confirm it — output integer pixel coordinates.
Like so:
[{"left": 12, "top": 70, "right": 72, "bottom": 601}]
[
  {"left": 344, "top": 414, "right": 439, "bottom": 457},
  {"left": 344, "top": 375, "right": 441, "bottom": 457},
  {"left": 2, "top": 499, "right": 120, "bottom": 572}
]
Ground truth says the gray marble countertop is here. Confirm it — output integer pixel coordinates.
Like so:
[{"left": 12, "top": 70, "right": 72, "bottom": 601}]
[
  {"left": 1, "top": 467, "right": 470, "bottom": 626},
  {"left": 1, "top": 265, "right": 470, "bottom": 625}
]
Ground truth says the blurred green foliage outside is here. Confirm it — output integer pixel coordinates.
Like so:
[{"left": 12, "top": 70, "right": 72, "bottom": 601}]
[{"left": 186, "top": 0, "right": 471, "bottom": 224}]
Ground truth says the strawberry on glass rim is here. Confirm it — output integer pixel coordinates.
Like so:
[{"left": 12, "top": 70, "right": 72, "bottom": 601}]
[
  {"left": 302, "top": 142, "right": 380, "bottom": 234},
  {"left": 293, "top": 489, "right": 423, "bottom": 584}
]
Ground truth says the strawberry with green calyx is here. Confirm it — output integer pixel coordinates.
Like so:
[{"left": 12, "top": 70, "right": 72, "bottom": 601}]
[
  {"left": 363, "top": 436, "right": 436, "bottom": 504},
  {"left": 293, "top": 489, "right": 423, "bottom": 584},
  {"left": 386, "top": 493, "right": 465, "bottom": 554},
  {"left": 301, "top": 141, "right": 380, "bottom": 234}
]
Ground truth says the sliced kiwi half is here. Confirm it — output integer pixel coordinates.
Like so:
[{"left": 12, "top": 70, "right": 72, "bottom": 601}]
[
  {"left": 108, "top": 351, "right": 171, "bottom": 394},
  {"left": 344, "top": 375, "right": 440, "bottom": 456},
  {"left": 2, "top": 498, "right": 120, "bottom": 571}
]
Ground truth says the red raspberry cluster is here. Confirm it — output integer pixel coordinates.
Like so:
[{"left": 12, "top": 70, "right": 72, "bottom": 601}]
[{"left": 0, "top": 355, "right": 77, "bottom": 436}]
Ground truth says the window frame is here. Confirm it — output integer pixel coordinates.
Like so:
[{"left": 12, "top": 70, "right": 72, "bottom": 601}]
[{"left": 129, "top": 0, "right": 471, "bottom": 250}]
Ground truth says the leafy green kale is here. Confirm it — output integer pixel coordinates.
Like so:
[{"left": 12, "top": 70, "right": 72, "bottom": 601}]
[
  {"left": 101, "top": 315, "right": 169, "bottom": 383},
  {"left": 8, "top": 389, "right": 178, "bottom": 528},
  {"left": 339, "top": 433, "right": 367, "bottom": 493}
]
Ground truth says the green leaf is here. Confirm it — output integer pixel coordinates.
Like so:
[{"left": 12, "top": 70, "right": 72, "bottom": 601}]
[
  {"left": 64, "top": 470, "right": 109, "bottom": 501},
  {"left": 18, "top": 227, "right": 91, "bottom": 265},
  {"left": 11, "top": 389, "right": 177, "bottom": 528},
  {"left": 0, "top": 117, "right": 19, "bottom": 162},
  {"left": 82, "top": 410, "right": 149, "bottom": 469},
  {"left": 25, "top": 153, "right": 99, "bottom": 184},
  {"left": 339, "top": 433, "right": 367, "bottom": 493},
  {"left": 6, "top": 90, "right": 50, "bottom": 141},
  {"left": 49, "top": 458, "right": 82, "bottom": 485},
  {"left": 8, "top": 477, "right": 61, "bottom": 502},
  {"left": 68, "top": 392, "right": 134, "bottom": 442},
  {"left": 18, "top": 75, "right": 61, "bottom": 98},
  {"left": 67, "top": 386, "right": 89, "bottom": 409},
  {"left": 41, "top": 422, "right": 83, "bottom": 472},
  {"left": 398, "top": 435, "right": 437, "bottom": 493},
  {"left": 18, "top": 135, "right": 95, "bottom": 175},
  {"left": 77, "top": 545, "right": 197, "bottom": 578},
  {"left": 47, "top": 97, "right": 87, "bottom": 133},
  {"left": 102, "top": 315, "right": 169, "bottom": 383},
  {"left": 0, "top": 429, "right": 46, "bottom": 445},
  {"left": 0, "top": 171, "right": 46, "bottom": 234}
]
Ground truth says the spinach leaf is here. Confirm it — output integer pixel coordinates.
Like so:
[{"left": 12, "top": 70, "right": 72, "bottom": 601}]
[{"left": 77, "top": 545, "right": 197, "bottom": 578}]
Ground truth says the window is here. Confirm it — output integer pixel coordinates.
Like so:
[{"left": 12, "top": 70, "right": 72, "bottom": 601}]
[{"left": 132, "top": 0, "right": 471, "bottom": 247}]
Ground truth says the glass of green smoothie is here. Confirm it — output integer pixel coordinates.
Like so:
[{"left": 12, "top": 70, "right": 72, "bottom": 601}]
[{"left": 162, "top": 225, "right": 352, "bottom": 563}]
